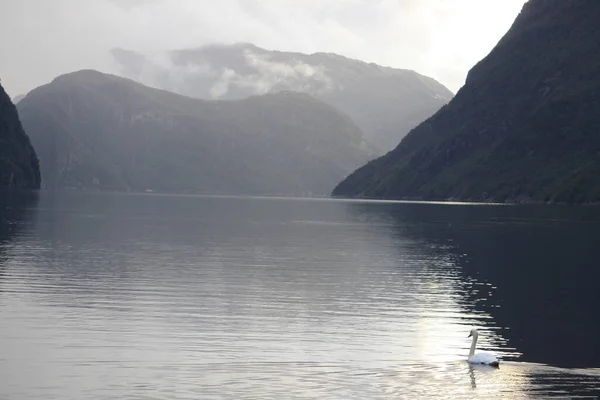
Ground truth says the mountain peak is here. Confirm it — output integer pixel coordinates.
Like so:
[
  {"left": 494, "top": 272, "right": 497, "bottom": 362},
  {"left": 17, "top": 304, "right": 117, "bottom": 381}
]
[
  {"left": 17, "top": 70, "right": 376, "bottom": 196},
  {"left": 110, "top": 43, "right": 452, "bottom": 151}
]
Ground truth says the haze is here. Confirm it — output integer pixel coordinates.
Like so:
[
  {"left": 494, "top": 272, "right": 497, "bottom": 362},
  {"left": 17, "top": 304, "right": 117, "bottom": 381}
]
[{"left": 2, "top": 0, "right": 525, "bottom": 97}]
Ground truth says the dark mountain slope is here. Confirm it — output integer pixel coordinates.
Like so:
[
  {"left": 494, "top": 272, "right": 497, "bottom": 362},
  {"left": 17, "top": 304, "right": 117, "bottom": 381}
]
[
  {"left": 0, "top": 83, "right": 40, "bottom": 189},
  {"left": 333, "top": 0, "right": 600, "bottom": 203},
  {"left": 111, "top": 43, "right": 453, "bottom": 151},
  {"left": 17, "top": 70, "right": 376, "bottom": 196}
]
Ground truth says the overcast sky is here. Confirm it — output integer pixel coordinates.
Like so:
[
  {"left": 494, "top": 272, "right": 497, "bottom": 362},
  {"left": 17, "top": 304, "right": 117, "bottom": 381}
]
[{"left": 1, "top": 0, "right": 526, "bottom": 97}]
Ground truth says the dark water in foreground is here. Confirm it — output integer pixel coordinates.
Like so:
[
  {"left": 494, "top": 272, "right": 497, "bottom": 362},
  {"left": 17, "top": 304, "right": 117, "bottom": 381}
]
[{"left": 0, "top": 192, "right": 599, "bottom": 399}]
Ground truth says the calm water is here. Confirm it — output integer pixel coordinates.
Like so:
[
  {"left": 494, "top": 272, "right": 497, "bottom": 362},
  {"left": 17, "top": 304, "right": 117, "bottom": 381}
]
[{"left": 1, "top": 192, "right": 599, "bottom": 399}]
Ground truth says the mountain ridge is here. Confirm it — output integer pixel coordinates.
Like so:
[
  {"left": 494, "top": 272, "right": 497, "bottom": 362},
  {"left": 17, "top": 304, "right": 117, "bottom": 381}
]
[
  {"left": 18, "top": 69, "right": 376, "bottom": 196},
  {"left": 111, "top": 43, "right": 453, "bottom": 151},
  {"left": 333, "top": 0, "right": 600, "bottom": 204}
]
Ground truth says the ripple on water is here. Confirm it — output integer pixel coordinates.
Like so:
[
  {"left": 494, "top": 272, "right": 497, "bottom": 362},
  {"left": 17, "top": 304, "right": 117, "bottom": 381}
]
[{"left": 1, "top": 194, "right": 599, "bottom": 399}]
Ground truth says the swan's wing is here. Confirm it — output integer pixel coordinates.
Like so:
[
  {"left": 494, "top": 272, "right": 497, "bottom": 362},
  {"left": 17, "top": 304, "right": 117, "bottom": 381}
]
[{"left": 468, "top": 352, "right": 499, "bottom": 364}]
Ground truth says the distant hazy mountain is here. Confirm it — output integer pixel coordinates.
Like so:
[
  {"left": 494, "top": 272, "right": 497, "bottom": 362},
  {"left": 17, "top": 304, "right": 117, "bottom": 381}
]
[
  {"left": 333, "top": 0, "right": 600, "bottom": 204},
  {"left": 12, "top": 94, "right": 25, "bottom": 104},
  {"left": 111, "top": 43, "right": 453, "bottom": 151},
  {"left": 0, "top": 84, "right": 40, "bottom": 189},
  {"left": 17, "top": 70, "right": 377, "bottom": 196}
]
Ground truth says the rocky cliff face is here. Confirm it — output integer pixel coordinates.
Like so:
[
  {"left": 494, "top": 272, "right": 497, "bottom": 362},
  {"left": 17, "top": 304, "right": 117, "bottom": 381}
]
[
  {"left": 0, "top": 83, "right": 40, "bottom": 189},
  {"left": 333, "top": 0, "right": 600, "bottom": 204}
]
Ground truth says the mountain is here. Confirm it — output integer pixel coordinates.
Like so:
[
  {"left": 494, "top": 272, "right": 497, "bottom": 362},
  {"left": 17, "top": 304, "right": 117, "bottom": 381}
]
[
  {"left": 333, "top": 0, "right": 600, "bottom": 204},
  {"left": 12, "top": 94, "right": 25, "bottom": 104},
  {"left": 111, "top": 43, "right": 453, "bottom": 151},
  {"left": 0, "top": 83, "right": 40, "bottom": 189},
  {"left": 17, "top": 70, "right": 377, "bottom": 196}
]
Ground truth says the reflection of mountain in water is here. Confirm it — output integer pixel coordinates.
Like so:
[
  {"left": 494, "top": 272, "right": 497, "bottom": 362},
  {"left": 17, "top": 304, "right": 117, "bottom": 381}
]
[
  {"left": 347, "top": 201, "right": 600, "bottom": 369},
  {"left": 15, "top": 192, "right": 512, "bottom": 364},
  {"left": 0, "top": 191, "right": 39, "bottom": 280}
]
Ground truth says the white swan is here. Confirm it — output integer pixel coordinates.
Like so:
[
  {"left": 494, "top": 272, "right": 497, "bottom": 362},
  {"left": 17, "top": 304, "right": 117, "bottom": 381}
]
[{"left": 467, "top": 328, "right": 499, "bottom": 366}]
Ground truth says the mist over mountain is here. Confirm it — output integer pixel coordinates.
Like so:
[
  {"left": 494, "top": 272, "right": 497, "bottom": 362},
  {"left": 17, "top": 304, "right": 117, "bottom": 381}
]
[
  {"left": 17, "top": 70, "right": 376, "bottom": 196},
  {"left": 12, "top": 94, "right": 25, "bottom": 104},
  {"left": 0, "top": 83, "right": 40, "bottom": 189},
  {"left": 333, "top": 0, "right": 600, "bottom": 204},
  {"left": 111, "top": 43, "right": 453, "bottom": 151}
]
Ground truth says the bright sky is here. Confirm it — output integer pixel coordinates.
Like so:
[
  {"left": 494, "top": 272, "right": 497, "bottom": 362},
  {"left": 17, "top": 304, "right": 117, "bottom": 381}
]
[{"left": 1, "top": 0, "right": 527, "bottom": 97}]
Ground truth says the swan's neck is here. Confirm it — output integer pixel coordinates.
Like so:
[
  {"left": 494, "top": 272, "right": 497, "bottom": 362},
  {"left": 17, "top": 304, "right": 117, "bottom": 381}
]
[{"left": 469, "top": 334, "right": 478, "bottom": 357}]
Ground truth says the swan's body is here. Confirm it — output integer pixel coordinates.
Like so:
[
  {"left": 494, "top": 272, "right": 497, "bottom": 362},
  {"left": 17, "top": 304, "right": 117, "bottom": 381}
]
[
  {"left": 467, "top": 351, "right": 499, "bottom": 365},
  {"left": 467, "top": 329, "right": 499, "bottom": 367}
]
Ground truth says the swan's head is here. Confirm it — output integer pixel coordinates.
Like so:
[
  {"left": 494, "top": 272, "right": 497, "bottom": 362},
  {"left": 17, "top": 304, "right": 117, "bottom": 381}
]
[{"left": 468, "top": 328, "right": 479, "bottom": 338}]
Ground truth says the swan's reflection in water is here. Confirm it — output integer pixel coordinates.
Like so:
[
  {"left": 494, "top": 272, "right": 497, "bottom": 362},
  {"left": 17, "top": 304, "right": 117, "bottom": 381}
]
[
  {"left": 468, "top": 364, "right": 477, "bottom": 389},
  {"left": 191, "top": 360, "right": 598, "bottom": 399},
  {"left": 466, "top": 362, "right": 527, "bottom": 393}
]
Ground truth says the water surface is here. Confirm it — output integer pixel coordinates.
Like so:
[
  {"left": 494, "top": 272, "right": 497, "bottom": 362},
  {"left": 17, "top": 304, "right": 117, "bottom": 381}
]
[{"left": 1, "top": 192, "right": 599, "bottom": 399}]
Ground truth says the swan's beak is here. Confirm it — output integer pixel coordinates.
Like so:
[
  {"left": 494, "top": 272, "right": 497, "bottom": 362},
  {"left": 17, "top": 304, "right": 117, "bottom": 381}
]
[{"left": 468, "top": 332, "right": 472, "bottom": 337}]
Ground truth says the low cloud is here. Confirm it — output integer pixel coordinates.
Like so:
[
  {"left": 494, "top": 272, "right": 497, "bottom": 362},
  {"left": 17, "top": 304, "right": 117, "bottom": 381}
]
[
  {"left": 210, "top": 50, "right": 334, "bottom": 98},
  {"left": 113, "top": 47, "right": 335, "bottom": 99},
  {"left": 1, "top": 0, "right": 526, "bottom": 97}
]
